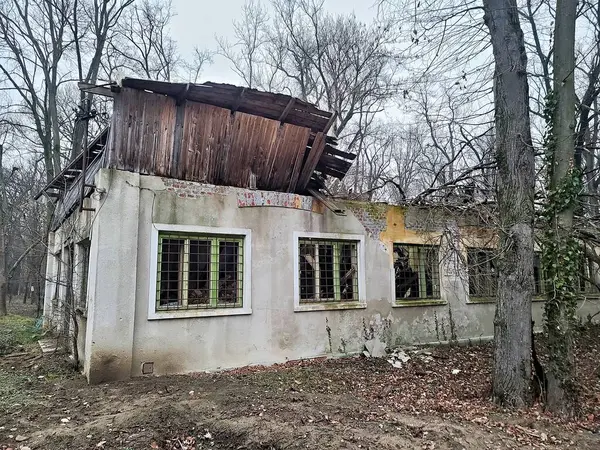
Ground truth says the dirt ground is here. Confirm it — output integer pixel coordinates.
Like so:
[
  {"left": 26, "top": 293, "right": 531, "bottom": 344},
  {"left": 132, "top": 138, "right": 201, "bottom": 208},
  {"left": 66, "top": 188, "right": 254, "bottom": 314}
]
[{"left": 1, "top": 319, "right": 600, "bottom": 450}]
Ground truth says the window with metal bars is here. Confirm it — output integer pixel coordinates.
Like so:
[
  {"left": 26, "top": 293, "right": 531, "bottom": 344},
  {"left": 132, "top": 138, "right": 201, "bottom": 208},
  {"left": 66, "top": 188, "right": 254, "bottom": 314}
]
[
  {"left": 78, "top": 240, "right": 91, "bottom": 308},
  {"left": 298, "top": 238, "right": 359, "bottom": 303},
  {"left": 467, "top": 248, "right": 497, "bottom": 298},
  {"left": 394, "top": 244, "right": 440, "bottom": 300},
  {"left": 156, "top": 232, "right": 244, "bottom": 310},
  {"left": 579, "top": 255, "right": 600, "bottom": 295},
  {"left": 534, "top": 252, "right": 544, "bottom": 296}
]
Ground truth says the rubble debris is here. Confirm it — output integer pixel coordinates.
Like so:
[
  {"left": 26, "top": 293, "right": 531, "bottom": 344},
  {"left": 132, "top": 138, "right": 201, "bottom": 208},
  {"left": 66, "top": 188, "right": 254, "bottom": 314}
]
[
  {"left": 387, "top": 349, "right": 411, "bottom": 368},
  {"left": 386, "top": 347, "right": 436, "bottom": 368},
  {"left": 364, "top": 338, "right": 387, "bottom": 358}
]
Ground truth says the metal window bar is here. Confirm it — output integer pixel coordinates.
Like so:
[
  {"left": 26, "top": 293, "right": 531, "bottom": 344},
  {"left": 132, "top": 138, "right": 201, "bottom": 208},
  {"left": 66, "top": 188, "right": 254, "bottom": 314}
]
[
  {"left": 156, "top": 232, "right": 244, "bottom": 310},
  {"left": 467, "top": 248, "right": 497, "bottom": 298},
  {"left": 298, "top": 238, "right": 358, "bottom": 303},
  {"left": 533, "top": 252, "right": 544, "bottom": 296},
  {"left": 53, "top": 251, "right": 62, "bottom": 306},
  {"left": 580, "top": 256, "right": 600, "bottom": 295},
  {"left": 394, "top": 244, "right": 440, "bottom": 300}
]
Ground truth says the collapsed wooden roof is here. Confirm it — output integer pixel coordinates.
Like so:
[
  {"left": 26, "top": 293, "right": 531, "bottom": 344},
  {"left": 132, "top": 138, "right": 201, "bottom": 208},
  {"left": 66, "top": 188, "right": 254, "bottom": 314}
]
[
  {"left": 107, "top": 78, "right": 355, "bottom": 193},
  {"left": 36, "top": 78, "right": 356, "bottom": 229}
]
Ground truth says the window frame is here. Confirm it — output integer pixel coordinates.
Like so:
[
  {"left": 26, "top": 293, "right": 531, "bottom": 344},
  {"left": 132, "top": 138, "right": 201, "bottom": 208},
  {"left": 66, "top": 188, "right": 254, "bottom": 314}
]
[
  {"left": 579, "top": 254, "right": 600, "bottom": 297},
  {"left": 533, "top": 251, "right": 545, "bottom": 300},
  {"left": 293, "top": 232, "right": 366, "bottom": 312},
  {"left": 393, "top": 243, "right": 441, "bottom": 303},
  {"left": 148, "top": 224, "right": 252, "bottom": 320},
  {"left": 466, "top": 247, "right": 497, "bottom": 302},
  {"left": 76, "top": 239, "right": 91, "bottom": 310}
]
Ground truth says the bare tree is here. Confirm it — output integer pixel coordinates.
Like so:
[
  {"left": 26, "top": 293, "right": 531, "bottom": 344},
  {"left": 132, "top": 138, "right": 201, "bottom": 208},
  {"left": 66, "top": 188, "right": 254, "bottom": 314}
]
[
  {"left": 483, "top": 0, "right": 535, "bottom": 407},
  {"left": 110, "top": 0, "right": 179, "bottom": 81},
  {"left": 270, "top": 0, "right": 400, "bottom": 136},
  {"left": 217, "top": 0, "right": 270, "bottom": 89},
  {"left": 184, "top": 47, "right": 214, "bottom": 84},
  {"left": 0, "top": 0, "right": 74, "bottom": 183},
  {"left": 69, "top": 0, "right": 134, "bottom": 159}
]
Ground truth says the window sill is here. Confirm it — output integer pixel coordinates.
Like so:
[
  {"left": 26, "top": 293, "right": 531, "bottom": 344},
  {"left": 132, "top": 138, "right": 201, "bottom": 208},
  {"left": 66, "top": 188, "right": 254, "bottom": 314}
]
[
  {"left": 148, "top": 307, "right": 252, "bottom": 320},
  {"left": 533, "top": 296, "right": 546, "bottom": 302},
  {"left": 467, "top": 297, "right": 496, "bottom": 304},
  {"left": 394, "top": 299, "right": 447, "bottom": 308},
  {"left": 294, "top": 302, "right": 366, "bottom": 312}
]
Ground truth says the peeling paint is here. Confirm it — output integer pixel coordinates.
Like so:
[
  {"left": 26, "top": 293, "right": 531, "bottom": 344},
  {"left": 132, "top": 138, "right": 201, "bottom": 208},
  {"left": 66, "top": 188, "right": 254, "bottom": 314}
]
[
  {"left": 237, "top": 191, "right": 313, "bottom": 211},
  {"left": 342, "top": 201, "right": 388, "bottom": 240},
  {"left": 161, "top": 178, "right": 231, "bottom": 197}
]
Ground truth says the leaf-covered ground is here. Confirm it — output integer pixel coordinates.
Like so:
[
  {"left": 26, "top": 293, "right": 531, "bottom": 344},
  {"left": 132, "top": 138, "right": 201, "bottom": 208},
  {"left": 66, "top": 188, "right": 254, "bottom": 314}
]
[{"left": 0, "top": 320, "right": 599, "bottom": 449}]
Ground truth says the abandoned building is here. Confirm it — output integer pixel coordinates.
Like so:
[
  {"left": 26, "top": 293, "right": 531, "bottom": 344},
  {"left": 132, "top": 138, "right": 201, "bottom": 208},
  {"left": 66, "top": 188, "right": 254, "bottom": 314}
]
[{"left": 37, "top": 78, "right": 600, "bottom": 384}]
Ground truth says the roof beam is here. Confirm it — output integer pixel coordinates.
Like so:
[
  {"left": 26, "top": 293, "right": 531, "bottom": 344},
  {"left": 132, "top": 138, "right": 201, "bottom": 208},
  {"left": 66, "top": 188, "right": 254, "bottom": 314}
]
[
  {"left": 78, "top": 82, "right": 115, "bottom": 98},
  {"left": 279, "top": 97, "right": 295, "bottom": 122},
  {"left": 231, "top": 87, "right": 246, "bottom": 113},
  {"left": 308, "top": 188, "right": 346, "bottom": 216},
  {"left": 297, "top": 132, "right": 327, "bottom": 191},
  {"left": 322, "top": 112, "right": 337, "bottom": 135},
  {"left": 176, "top": 83, "right": 191, "bottom": 105}
]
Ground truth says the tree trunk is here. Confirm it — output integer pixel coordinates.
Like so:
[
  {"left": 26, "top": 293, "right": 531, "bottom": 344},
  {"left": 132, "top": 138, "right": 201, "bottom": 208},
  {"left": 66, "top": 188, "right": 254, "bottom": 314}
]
[
  {"left": 543, "top": 0, "right": 579, "bottom": 417},
  {"left": 483, "top": 0, "right": 535, "bottom": 407},
  {"left": 0, "top": 144, "right": 7, "bottom": 317}
]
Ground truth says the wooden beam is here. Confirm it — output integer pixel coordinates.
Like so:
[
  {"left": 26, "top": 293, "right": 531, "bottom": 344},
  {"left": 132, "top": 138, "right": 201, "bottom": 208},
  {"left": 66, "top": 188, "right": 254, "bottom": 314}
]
[
  {"left": 78, "top": 82, "right": 115, "bottom": 98},
  {"left": 307, "top": 188, "right": 346, "bottom": 216},
  {"left": 176, "top": 83, "right": 191, "bottom": 105},
  {"left": 322, "top": 112, "right": 337, "bottom": 135},
  {"left": 231, "top": 87, "right": 246, "bottom": 113},
  {"left": 170, "top": 100, "right": 187, "bottom": 178},
  {"left": 323, "top": 145, "right": 357, "bottom": 160},
  {"left": 279, "top": 97, "right": 295, "bottom": 122},
  {"left": 297, "top": 132, "right": 326, "bottom": 191}
]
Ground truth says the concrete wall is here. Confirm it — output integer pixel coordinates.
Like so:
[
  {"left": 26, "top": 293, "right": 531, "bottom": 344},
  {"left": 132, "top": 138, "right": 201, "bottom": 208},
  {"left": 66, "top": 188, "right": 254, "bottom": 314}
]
[{"left": 48, "top": 168, "right": 600, "bottom": 383}]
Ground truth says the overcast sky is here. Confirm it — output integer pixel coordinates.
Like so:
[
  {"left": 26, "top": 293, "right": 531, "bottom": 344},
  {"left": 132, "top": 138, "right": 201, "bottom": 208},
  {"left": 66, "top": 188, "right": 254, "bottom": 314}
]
[{"left": 170, "top": 0, "right": 378, "bottom": 85}]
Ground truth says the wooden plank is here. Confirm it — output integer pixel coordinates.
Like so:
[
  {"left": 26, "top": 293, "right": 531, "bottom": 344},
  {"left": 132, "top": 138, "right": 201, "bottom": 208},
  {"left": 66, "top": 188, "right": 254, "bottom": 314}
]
[
  {"left": 231, "top": 87, "right": 246, "bottom": 112},
  {"left": 279, "top": 98, "right": 295, "bottom": 122},
  {"left": 122, "top": 78, "right": 335, "bottom": 133},
  {"left": 78, "top": 82, "right": 114, "bottom": 98},
  {"left": 252, "top": 116, "right": 280, "bottom": 188},
  {"left": 317, "top": 153, "right": 353, "bottom": 172},
  {"left": 297, "top": 132, "right": 326, "bottom": 190},
  {"left": 315, "top": 162, "right": 347, "bottom": 179},
  {"left": 323, "top": 145, "right": 356, "bottom": 160},
  {"left": 50, "top": 153, "right": 105, "bottom": 230},
  {"left": 265, "top": 124, "right": 309, "bottom": 191},
  {"left": 170, "top": 100, "right": 187, "bottom": 178},
  {"left": 287, "top": 127, "right": 311, "bottom": 192},
  {"left": 180, "top": 102, "right": 230, "bottom": 183},
  {"left": 322, "top": 112, "right": 337, "bottom": 134}
]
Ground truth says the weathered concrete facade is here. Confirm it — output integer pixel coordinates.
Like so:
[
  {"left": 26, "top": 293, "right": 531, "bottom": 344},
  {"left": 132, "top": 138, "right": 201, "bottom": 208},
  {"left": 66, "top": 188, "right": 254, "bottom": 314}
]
[{"left": 43, "top": 168, "right": 600, "bottom": 383}]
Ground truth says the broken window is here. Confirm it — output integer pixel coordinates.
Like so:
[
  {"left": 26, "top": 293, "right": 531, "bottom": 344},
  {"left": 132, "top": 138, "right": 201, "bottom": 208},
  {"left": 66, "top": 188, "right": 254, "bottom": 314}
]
[
  {"left": 156, "top": 233, "right": 244, "bottom": 310},
  {"left": 298, "top": 238, "right": 358, "bottom": 303},
  {"left": 394, "top": 244, "right": 440, "bottom": 300},
  {"left": 467, "top": 248, "right": 497, "bottom": 298}
]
